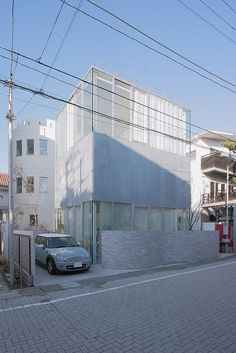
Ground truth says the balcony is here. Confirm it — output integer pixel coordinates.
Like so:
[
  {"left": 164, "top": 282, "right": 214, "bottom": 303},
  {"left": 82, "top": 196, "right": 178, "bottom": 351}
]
[
  {"left": 201, "top": 154, "right": 235, "bottom": 182},
  {"left": 202, "top": 190, "right": 236, "bottom": 205}
]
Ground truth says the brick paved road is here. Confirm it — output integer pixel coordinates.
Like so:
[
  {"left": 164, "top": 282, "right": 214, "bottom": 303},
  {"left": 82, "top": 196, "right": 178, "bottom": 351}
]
[{"left": 0, "top": 258, "right": 236, "bottom": 353}]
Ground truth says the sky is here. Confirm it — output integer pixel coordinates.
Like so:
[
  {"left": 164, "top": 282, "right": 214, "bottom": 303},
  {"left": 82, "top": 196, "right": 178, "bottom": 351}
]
[{"left": 0, "top": 0, "right": 236, "bottom": 172}]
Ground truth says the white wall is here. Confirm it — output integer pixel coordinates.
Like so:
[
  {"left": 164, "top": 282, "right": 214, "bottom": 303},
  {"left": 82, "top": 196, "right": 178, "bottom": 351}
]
[{"left": 13, "top": 119, "right": 55, "bottom": 230}]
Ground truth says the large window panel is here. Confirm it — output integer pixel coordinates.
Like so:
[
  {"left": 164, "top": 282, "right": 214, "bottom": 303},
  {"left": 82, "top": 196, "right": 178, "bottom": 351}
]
[
  {"left": 112, "top": 203, "right": 131, "bottom": 230},
  {"left": 114, "top": 79, "right": 131, "bottom": 140},
  {"left": 94, "top": 76, "right": 113, "bottom": 135},
  {"left": 134, "top": 206, "right": 149, "bottom": 231},
  {"left": 163, "top": 208, "right": 177, "bottom": 231},
  {"left": 132, "top": 89, "right": 148, "bottom": 144},
  {"left": 149, "top": 208, "right": 162, "bottom": 231}
]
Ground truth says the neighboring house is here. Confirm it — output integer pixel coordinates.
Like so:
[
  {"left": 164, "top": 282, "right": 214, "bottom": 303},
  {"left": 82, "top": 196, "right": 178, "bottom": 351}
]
[
  {"left": 191, "top": 130, "right": 236, "bottom": 230},
  {"left": 55, "top": 66, "right": 191, "bottom": 263},
  {"left": 0, "top": 173, "right": 8, "bottom": 223},
  {"left": 13, "top": 118, "right": 55, "bottom": 230},
  {"left": 0, "top": 173, "right": 8, "bottom": 254}
]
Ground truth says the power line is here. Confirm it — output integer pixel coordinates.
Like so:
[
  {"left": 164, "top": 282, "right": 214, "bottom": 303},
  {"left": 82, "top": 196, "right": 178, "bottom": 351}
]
[
  {"left": 59, "top": 0, "right": 236, "bottom": 94},
  {"left": 41, "top": 0, "right": 83, "bottom": 89},
  {"left": 85, "top": 0, "right": 236, "bottom": 90},
  {"left": 1, "top": 46, "right": 236, "bottom": 145},
  {"left": 38, "top": 0, "right": 66, "bottom": 61},
  {"left": 222, "top": 0, "right": 236, "bottom": 15},
  {"left": 0, "top": 77, "right": 191, "bottom": 145},
  {"left": 0, "top": 52, "right": 191, "bottom": 136},
  {"left": 199, "top": 0, "right": 236, "bottom": 30},
  {"left": 176, "top": 0, "right": 236, "bottom": 45},
  {"left": 15, "top": 0, "right": 82, "bottom": 118}
]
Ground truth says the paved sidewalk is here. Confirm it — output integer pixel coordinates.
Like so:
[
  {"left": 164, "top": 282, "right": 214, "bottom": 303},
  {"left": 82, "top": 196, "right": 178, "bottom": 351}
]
[{"left": 0, "top": 255, "right": 236, "bottom": 353}]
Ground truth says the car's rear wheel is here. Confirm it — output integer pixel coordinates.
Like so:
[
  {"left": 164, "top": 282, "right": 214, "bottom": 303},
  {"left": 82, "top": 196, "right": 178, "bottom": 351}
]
[{"left": 47, "top": 257, "right": 57, "bottom": 274}]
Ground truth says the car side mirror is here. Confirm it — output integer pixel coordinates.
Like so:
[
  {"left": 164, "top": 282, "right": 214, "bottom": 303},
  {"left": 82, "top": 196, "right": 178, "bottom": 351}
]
[
  {"left": 76, "top": 241, "right": 80, "bottom": 246},
  {"left": 38, "top": 244, "right": 45, "bottom": 249}
]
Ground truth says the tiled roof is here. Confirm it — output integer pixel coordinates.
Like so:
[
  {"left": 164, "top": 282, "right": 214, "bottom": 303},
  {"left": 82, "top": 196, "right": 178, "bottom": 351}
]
[{"left": 0, "top": 173, "right": 9, "bottom": 188}]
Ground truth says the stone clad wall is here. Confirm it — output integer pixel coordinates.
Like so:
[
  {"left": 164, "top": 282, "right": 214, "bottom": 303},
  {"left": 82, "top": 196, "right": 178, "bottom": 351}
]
[{"left": 102, "top": 231, "right": 219, "bottom": 269}]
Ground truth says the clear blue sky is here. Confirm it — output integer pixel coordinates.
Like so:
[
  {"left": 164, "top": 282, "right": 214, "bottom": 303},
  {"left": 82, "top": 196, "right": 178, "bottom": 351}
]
[{"left": 1, "top": 0, "right": 236, "bottom": 172}]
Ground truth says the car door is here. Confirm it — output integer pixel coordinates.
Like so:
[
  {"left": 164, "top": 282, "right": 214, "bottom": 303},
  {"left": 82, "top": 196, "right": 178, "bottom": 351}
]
[{"left": 35, "top": 236, "right": 48, "bottom": 264}]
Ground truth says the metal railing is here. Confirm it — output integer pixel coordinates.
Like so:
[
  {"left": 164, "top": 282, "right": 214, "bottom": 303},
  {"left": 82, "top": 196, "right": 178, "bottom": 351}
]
[{"left": 202, "top": 191, "right": 236, "bottom": 205}]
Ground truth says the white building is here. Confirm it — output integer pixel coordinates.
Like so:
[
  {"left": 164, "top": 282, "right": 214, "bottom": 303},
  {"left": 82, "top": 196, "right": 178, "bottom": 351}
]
[
  {"left": 55, "top": 66, "right": 191, "bottom": 263},
  {"left": 13, "top": 119, "right": 55, "bottom": 230},
  {"left": 191, "top": 130, "right": 236, "bottom": 230}
]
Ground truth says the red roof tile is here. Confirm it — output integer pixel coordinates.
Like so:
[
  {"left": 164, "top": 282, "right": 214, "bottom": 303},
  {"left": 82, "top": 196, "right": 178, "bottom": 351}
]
[{"left": 0, "top": 173, "right": 9, "bottom": 188}]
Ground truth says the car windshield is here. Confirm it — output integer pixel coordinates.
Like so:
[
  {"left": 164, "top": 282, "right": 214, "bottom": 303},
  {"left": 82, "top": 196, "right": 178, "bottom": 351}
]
[{"left": 47, "top": 236, "right": 78, "bottom": 248}]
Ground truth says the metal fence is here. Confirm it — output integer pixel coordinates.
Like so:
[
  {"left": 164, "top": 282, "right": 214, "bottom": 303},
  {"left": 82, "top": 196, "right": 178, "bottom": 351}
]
[{"left": 13, "top": 230, "right": 35, "bottom": 287}]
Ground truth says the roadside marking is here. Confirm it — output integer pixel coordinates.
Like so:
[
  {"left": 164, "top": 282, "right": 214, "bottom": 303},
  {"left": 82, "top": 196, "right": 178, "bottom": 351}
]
[{"left": 0, "top": 260, "right": 236, "bottom": 313}]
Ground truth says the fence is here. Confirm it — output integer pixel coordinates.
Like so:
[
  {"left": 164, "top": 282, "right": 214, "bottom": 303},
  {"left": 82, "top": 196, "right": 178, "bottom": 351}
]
[
  {"left": 102, "top": 230, "right": 219, "bottom": 270},
  {"left": 13, "top": 230, "right": 35, "bottom": 287}
]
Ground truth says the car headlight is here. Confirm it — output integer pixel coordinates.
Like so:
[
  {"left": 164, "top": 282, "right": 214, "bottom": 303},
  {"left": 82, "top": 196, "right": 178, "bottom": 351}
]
[{"left": 55, "top": 253, "right": 63, "bottom": 261}]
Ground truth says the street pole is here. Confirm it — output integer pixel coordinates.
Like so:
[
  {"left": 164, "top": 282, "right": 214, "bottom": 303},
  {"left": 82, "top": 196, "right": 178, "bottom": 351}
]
[{"left": 6, "top": 78, "right": 15, "bottom": 288}]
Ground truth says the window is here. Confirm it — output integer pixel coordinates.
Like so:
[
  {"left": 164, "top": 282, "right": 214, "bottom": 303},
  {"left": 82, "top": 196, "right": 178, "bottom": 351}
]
[
  {"left": 27, "top": 139, "right": 34, "bottom": 155},
  {"left": 39, "top": 139, "right": 48, "bottom": 155},
  {"left": 39, "top": 177, "right": 48, "bottom": 193},
  {"left": 16, "top": 177, "right": 22, "bottom": 193},
  {"left": 30, "top": 214, "right": 38, "bottom": 226},
  {"left": 26, "top": 177, "right": 34, "bottom": 193},
  {"left": 16, "top": 140, "right": 22, "bottom": 156}
]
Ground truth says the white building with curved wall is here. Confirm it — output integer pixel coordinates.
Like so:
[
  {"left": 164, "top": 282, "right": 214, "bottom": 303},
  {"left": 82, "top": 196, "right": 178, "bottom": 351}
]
[{"left": 13, "top": 118, "right": 55, "bottom": 230}]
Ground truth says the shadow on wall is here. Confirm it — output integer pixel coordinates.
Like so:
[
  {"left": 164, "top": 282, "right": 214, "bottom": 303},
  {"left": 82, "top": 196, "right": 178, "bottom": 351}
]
[
  {"left": 58, "top": 132, "right": 191, "bottom": 208},
  {"left": 93, "top": 133, "right": 191, "bottom": 208}
]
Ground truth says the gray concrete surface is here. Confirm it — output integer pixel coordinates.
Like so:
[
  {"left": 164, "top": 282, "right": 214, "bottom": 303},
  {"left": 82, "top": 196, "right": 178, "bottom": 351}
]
[
  {"left": 103, "top": 230, "right": 219, "bottom": 269},
  {"left": 0, "top": 255, "right": 236, "bottom": 353}
]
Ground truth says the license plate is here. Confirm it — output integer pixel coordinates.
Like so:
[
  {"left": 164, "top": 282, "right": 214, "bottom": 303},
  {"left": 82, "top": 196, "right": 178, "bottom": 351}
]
[{"left": 74, "top": 261, "right": 82, "bottom": 268}]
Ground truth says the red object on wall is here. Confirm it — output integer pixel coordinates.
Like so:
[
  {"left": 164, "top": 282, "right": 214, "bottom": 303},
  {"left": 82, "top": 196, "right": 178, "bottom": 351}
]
[{"left": 215, "top": 223, "right": 233, "bottom": 249}]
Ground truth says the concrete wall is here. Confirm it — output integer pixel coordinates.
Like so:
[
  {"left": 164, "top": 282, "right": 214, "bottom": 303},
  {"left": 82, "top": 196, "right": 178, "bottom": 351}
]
[
  {"left": 94, "top": 133, "right": 190, "bottom": 208},
  {"left": 102, "top": 230, "right": 219, "bottom": 269},
  {"left": 55, "top": 133, "right": 93, "bottom": 208}
]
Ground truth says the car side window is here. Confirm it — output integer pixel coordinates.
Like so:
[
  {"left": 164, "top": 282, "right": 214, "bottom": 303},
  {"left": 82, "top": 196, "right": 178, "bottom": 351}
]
[
  {"left": 41, "top": 237, "right": 48, "bottom": 248},
  {"left": 35, "top": 236, "right": 42, "bottom": 245}
]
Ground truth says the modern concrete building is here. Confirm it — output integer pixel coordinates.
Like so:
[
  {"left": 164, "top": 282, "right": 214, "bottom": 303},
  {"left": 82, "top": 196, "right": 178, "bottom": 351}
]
[
  {"left": 13, "top": 118, "right": 55, "bottom": 230},
  {"left": 191, "top": 130, "right": 236, "bottom": 231},
  {"left": 55, "top": 67, "right": 191, "bottom": 263}
]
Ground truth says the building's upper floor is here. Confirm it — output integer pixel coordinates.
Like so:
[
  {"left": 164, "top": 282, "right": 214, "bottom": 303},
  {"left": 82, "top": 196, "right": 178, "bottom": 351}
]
[
  {"left": 13, "top": 118, "right": 55, "bottom": 168},
  {"left": 56, "top": 67, "right": 191, "bottom": 161}
]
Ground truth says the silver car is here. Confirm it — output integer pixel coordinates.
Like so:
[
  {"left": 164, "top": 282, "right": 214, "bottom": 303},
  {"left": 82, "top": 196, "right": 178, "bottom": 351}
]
[{"left": 35, "top": 233, "right": 92, "bottom": 274}]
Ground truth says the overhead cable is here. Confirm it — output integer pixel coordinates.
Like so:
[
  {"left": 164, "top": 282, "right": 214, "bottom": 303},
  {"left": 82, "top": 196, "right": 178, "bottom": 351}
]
[
  {"left": 1, "top": 45, "right": 236, "bottom": 144},
  {"left": 176, "top": 0, "right": 236, "bottom": 45},
  {"left": 85, "top": 0, "right": 236, "bottom": 89},
  {"left": 199, "top": 0, "right": 236, "bottom": 31}
]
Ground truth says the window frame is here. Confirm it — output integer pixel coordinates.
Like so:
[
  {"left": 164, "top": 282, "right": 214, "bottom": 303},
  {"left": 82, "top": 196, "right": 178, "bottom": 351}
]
[
  {"left": 16, "top": 140, "right": 22, "bottom": 157},
  {"left": 27, "top": 139, "right": 34, "bottom": 155},
  {"left": 16, "top": 177, "right": 22, "bottom": 194},
  {"left": 26, "top": 176, "right": 34, "bottom": 193},
  {"left": 39, "top": 139, "right": 48, "bottom": 156}
]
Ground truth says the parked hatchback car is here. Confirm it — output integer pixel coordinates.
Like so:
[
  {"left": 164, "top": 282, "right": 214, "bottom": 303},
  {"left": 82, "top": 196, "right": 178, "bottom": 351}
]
[{"left": 35, "top": 233, "right": 92, "bottom": 274}]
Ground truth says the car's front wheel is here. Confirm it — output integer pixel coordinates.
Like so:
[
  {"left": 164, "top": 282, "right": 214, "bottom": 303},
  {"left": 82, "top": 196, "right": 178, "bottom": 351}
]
[{"left": 47, "top": 257, "right": 57, "bottom": 275}]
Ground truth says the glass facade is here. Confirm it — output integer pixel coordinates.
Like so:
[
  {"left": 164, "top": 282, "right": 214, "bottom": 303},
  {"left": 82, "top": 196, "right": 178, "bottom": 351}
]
[
  {"left": 56, "top": 67, "right": 191, "bottom": 159},
  {"left": 55, "top": 202, "right": 189, "bottom": 263}
]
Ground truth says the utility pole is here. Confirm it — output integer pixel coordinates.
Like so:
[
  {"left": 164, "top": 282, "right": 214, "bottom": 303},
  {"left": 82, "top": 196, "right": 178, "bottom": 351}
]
[
  {"left": 6, "top": 77, "right": 15, "bottom": 288},
  {"left": 6, "top": 0, "right": 15, "bottom": 288}
]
